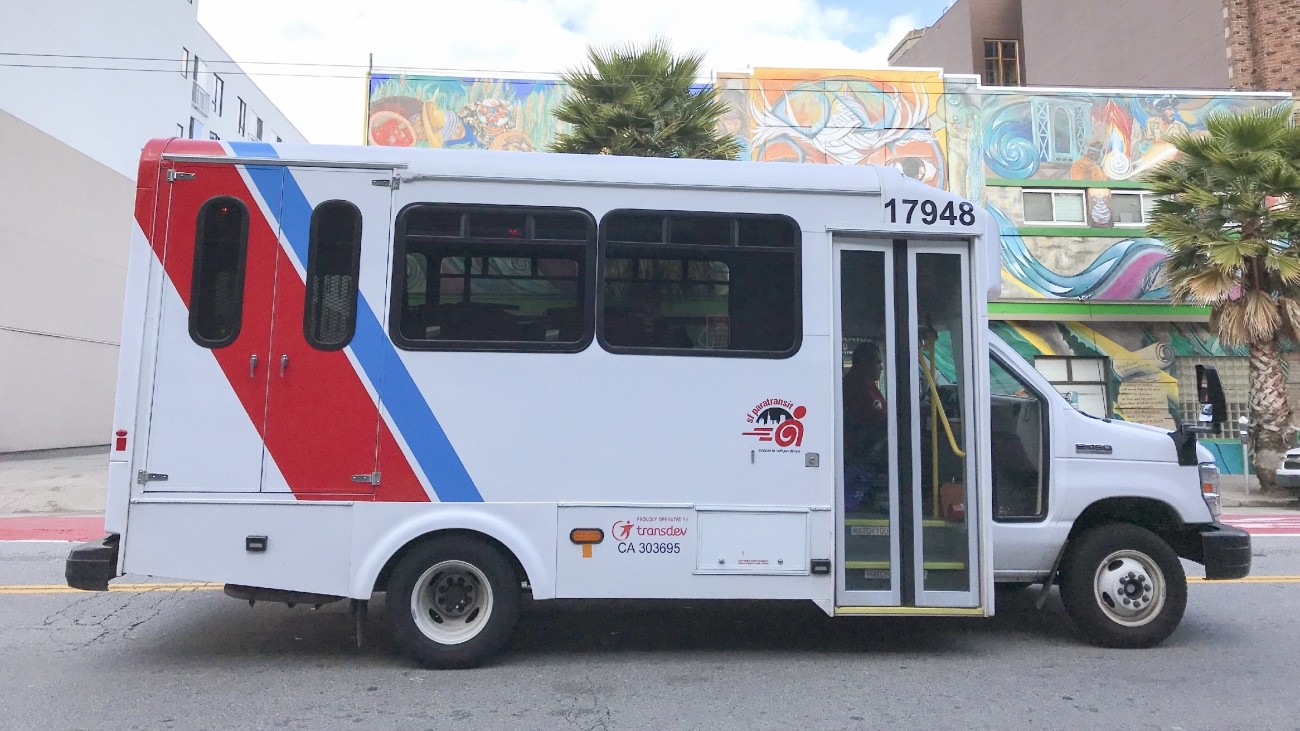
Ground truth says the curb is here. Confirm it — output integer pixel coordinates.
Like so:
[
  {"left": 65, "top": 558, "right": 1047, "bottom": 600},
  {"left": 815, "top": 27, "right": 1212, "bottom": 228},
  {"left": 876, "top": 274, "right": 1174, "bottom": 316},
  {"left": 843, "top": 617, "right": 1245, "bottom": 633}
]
[
  {"left": 0, "top": 516, "right": 105, "bottom": 542},
  {"left": 1221, "top": 496, "right": 1300, "bottom": 509}
]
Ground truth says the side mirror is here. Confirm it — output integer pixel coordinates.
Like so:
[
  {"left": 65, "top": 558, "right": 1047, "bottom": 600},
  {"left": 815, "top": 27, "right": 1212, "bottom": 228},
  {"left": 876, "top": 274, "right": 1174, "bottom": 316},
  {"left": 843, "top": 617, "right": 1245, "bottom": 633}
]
[{"left": 1196, "top": 364, "right": 1228, "bottom": 432}]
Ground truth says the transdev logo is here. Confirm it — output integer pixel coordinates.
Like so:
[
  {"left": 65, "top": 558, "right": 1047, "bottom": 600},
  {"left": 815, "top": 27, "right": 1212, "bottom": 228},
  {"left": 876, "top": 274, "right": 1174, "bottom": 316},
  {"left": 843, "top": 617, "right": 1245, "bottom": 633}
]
[
  {"left": 611, "top": 519, "right": 687, "bottom": 539},
  {"left": 741, "top": 398, "right": 807, "bottom": 448},
  {"left": 613, "top": 520, "right": 634, "bottom": 541}
]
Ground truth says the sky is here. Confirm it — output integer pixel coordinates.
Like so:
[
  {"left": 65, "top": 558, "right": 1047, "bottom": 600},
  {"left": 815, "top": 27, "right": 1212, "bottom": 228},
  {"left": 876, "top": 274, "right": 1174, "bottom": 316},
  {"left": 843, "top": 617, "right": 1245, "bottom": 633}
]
[{"left": 197, "top": 0, "right": 955, "bottom": 145}]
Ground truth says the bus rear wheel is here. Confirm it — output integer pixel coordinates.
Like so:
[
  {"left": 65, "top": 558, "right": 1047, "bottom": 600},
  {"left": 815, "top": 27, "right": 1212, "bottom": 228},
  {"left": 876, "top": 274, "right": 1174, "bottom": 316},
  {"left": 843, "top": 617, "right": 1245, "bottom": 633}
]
[
  {"left": 387, "top": 536, "right": 520, "bottom": 668},
  {"left": 1059, "top": 523, "right": 1187, "bottom": 649}
]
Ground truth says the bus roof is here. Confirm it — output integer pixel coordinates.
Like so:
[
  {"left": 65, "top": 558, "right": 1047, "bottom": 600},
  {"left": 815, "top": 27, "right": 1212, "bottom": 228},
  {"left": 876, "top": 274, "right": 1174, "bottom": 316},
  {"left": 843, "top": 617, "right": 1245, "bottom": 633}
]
[{"left": 157, "top": 139, "right": 942, "bottom": 198}]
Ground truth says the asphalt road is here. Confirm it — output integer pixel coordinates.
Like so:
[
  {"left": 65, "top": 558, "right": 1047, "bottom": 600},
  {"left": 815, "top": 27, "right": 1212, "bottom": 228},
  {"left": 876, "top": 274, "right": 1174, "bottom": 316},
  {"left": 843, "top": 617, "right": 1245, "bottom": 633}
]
[{"left": 2, "top": 539, "right": 1298, "bottom": 731}]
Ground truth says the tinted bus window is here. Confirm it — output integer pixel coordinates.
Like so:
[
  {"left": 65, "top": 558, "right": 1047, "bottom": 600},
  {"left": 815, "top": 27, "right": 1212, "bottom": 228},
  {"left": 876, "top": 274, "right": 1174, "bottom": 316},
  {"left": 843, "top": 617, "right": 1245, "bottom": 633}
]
[
  {"left": 304, "top": 200, "right": 363, "bottom": 350},
  {"left": 392, "top": 205, "right": 596, "bottom": 351},
  {"left": 599, "top": 211, "right": 800, "bottom": 357},
  {"left": 189, "top": 197, "right": 249, "bottom": 348}
]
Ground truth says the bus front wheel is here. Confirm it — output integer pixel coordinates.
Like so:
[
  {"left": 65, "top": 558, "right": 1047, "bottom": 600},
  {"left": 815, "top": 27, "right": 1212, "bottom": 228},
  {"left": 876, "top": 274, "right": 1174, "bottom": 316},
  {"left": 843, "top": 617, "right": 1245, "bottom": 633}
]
[
  {"left": 1059, "top": 523, "right": 1187, "bottom": 649},
  {"left": 388, "top": 536, "right": 521, "bottom": 668}
]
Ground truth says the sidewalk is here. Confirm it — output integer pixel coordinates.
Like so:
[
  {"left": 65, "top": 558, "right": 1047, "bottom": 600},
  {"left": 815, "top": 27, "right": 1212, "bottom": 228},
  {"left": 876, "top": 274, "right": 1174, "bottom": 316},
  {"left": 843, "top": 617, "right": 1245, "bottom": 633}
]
[
  {"left": 0, "top": 446, "right": 111, "bottom": 517},
  {"left": 1218, "top": 474, "right": 1300, "bottom": 509},
  {"left": 0, "top": 446, "right": 1296, "bottom": 519}
]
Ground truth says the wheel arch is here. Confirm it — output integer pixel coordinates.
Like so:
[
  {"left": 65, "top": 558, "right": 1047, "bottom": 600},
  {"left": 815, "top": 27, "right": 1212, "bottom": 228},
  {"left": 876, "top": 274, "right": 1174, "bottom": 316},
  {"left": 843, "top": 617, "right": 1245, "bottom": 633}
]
[
  {"left": 1065, "top": 496, "right": 1200, "bottom": 562},
  {"left": 351, "top": 510, "right": 552, "bottom": 600}
]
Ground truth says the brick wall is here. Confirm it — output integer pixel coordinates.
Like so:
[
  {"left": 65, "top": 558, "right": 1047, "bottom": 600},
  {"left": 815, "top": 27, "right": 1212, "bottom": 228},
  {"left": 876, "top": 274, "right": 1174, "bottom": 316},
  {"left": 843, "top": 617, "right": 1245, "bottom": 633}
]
[{"left": 1225, "top": 0, "right": 1300, "bottom": 98}]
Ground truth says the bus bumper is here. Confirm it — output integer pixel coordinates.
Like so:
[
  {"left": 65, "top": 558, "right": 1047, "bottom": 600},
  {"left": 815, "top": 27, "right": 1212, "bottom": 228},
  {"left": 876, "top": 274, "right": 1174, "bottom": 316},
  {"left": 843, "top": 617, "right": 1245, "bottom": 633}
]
[
  {"left": 65, "top": 534, "right": 120, "bottom": 591},
  {"left": 1200, "top": 523, "right": 1251, "bottom": 580}
]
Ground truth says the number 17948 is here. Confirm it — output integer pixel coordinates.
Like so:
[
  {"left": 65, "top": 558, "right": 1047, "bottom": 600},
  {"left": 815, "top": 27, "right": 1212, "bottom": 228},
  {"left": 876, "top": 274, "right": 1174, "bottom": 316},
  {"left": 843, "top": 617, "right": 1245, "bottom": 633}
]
[{"left": 884, "top": 198, "right": 976, "bottom": 227}]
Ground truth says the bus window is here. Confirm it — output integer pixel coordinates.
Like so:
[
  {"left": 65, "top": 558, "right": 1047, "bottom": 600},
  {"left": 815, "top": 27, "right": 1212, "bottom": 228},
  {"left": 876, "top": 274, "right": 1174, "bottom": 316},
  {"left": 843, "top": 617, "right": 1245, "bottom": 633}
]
[
  {"left": 599, "top": 211, "right": 800, "bottom": 357},
  {"left": 391, "top": 205, "right": 595, "bottom": 351},
  {"left": 189, "top": 196, "right": 250, "bottom": 348},
  {"left": 304, "top": 200, "right": 362, "bottom": 350},
  {"left": 989, "top": 356, "right": 1048, "bottom": 521}
]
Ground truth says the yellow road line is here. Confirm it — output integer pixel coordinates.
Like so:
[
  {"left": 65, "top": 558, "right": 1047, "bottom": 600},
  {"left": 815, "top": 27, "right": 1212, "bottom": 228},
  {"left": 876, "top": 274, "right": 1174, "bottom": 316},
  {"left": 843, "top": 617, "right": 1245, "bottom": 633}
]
[
  {"left": 0, "top": 582, "right": 221, "bottom": 595},
  {"left": 1190, "top": 576, "right": 1300, "bottom": 584}
]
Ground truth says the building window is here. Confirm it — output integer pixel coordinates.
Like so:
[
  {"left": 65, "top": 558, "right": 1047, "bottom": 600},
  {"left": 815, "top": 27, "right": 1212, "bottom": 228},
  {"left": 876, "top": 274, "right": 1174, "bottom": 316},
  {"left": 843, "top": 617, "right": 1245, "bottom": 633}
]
[
  {"left": 1034, "top": 356, "right": 1110, "bottom": 417},
  {"left": 190, "top": 197, "right": 250, "bottom": 348},
  {"left": 1110, "top": 191, "right": 1161, "bottom": 226},
  {"left": 598, "top": 211, "right": 801, "bottom": 357},
  {"left": 255, "top": 117, "right": 264, "bottom": 141},
  {"left": 1022, "top": 190, "right": 1086, "bottom": 225},
  {"left": 304, "top": 201, "right": 363, "bottom": 350},
  {"left": 211, "top": 74, "right": 224, "bottom": 116},
  {"left": 176, "top": 123, "right": 185, "bottom": 138},
  {"left": 188, "top": 117, "right": 205, "bottom": 140},
  {"left": 276, "top": 136, "right": 283, "bottom": 143},
  {"left": 983, "top": 40, "right": 1020, "bottom": 86},
  {"left": 392, "top": 204, "right": 596, "bottom": 351},
  {"left": 209, "top": 131, "right": 220, "bottom": 141},
  {"left": 181, "top": 47, "right": 189, "bottom": 77},
  {"left": 237, "top": 98, "right": 247, "bottom": 135},
  {"left": 1176, "top": 356, "right": 1250, "bottom": 427}
]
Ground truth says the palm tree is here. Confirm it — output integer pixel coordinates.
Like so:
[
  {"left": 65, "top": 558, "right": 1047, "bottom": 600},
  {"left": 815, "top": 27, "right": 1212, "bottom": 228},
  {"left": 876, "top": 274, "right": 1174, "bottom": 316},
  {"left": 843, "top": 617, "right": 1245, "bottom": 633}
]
[
  {"left": 1143, "top": 105, "right": 1300, "bottom": 492},
  {"left": 549, "top": 38, "right": 740, "bottom": 160}
]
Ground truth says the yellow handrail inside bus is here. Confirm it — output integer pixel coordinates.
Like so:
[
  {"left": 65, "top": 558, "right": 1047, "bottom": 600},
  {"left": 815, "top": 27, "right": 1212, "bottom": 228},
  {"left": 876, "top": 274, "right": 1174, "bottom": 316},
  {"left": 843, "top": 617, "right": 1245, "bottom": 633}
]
[{"left": 920, "top": 343, "right": 966, "bottom": 518}]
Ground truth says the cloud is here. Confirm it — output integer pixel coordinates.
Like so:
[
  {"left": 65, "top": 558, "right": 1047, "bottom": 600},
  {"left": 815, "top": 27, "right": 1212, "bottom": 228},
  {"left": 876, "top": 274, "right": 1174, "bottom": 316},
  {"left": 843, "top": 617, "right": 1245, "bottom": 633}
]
[{"left": 197, "top": 0, "right": 920, "bottom": 144}]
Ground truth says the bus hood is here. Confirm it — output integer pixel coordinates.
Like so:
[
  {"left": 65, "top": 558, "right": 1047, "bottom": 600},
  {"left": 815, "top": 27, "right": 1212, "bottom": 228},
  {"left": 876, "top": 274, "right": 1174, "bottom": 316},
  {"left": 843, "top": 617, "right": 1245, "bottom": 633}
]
[{"left": 1066, "top": 412, "right": 1192, "bottom": 463}]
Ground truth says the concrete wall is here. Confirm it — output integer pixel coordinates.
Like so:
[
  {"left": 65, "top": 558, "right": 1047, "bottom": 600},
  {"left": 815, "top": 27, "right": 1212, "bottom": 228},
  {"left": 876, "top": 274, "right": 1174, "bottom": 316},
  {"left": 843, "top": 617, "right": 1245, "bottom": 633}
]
[
  {"left": 1022, "top": 0, "right": 1229, "bottom": 88},
  {"left": 891, "top": 0, "right": 978, "bottom": 74},
  {"left": 0, "top": 0, "right": 307, "bottom": 451},
  {"left": 891, "top": 0, "right": 1024, "bottom": 83},
  {"left": 0, "top": 111, "right": 131, "bottom": 450}
]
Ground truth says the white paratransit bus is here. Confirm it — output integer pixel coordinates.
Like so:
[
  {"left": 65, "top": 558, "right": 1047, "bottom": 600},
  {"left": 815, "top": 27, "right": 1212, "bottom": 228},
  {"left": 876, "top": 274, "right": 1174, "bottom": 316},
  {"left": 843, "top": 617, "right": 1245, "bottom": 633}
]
[{"left": 66, "top": 138, "right": 1250, "bottom": 667}]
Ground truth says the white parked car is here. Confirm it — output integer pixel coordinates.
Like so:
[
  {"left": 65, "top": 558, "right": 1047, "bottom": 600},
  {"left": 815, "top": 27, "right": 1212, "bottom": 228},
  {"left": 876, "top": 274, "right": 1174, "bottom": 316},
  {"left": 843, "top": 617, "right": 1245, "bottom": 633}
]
[{"left": 1276, "top": 448, "right": 1300, "bottom": 489}]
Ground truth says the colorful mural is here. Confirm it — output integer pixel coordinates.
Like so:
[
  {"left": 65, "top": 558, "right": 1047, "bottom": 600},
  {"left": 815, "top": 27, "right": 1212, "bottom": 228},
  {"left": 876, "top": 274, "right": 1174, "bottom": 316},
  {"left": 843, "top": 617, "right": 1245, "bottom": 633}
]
[
  {"left": 367, "top": 74, "right": 568, "bottom": 151},
  {"left": 716, "top": 68, "right": 949, "bottom": 190},
  {"left": 991, "top": 319, "right": 1247, "bottom": 427},
  {"left": 971, "top": 92, "right": 1279, "bottom": 183}
]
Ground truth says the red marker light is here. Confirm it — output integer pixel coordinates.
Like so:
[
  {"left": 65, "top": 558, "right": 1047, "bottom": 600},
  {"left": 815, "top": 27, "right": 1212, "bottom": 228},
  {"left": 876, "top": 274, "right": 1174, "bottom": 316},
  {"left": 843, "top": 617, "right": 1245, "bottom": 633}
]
[
  {"left": 506, "top": 227, "right": 522, "bottom": 238},
  {"left": 114, "top": 429, "right": 128, "bottom": 452}
]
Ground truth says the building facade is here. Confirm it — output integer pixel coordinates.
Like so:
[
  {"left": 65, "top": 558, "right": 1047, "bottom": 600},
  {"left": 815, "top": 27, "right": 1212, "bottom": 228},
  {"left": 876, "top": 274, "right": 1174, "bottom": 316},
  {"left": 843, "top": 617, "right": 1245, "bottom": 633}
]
[
  {"left": 888, "top": 0, "right": 1300, "bottom": 96},
  {"left": 365, "top": 67, "right": 1290, "bottom": 471},
  {"left": 0, "top": 0, "right": 305, "bottom": 452}
]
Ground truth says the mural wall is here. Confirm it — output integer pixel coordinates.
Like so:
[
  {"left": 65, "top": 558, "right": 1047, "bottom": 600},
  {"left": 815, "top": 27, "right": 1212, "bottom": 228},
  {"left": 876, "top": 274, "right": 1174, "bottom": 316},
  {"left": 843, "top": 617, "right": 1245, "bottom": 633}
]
[
  {"left": 714, "top": 68, "right": 949, "bottom": 190},
  {"left": 367, "top": 73, "right": 567, "bottom": 151}
]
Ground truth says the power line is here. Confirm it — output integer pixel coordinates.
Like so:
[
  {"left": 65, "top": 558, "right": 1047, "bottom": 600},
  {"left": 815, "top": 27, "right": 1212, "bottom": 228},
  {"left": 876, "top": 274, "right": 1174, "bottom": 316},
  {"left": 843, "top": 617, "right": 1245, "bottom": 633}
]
[{"left": 0, "top": 54, "right": 1264, "bottom": 99}]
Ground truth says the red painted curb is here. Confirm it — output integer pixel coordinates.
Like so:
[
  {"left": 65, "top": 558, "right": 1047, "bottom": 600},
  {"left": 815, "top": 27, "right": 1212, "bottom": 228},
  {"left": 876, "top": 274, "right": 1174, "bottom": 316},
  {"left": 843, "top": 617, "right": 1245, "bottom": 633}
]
[{"left": 0, "top": 516, "right": 105, "bottom": 542}]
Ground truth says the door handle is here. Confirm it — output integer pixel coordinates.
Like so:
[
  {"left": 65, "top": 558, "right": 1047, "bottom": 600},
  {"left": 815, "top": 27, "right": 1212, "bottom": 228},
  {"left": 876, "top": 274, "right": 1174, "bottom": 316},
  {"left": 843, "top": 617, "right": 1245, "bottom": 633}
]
[
  {"left": 249, "top": 354, "right": 258, "bottom": 379},
  {"left": 280, "top": 354, "right": 289, "bottom": 378}
]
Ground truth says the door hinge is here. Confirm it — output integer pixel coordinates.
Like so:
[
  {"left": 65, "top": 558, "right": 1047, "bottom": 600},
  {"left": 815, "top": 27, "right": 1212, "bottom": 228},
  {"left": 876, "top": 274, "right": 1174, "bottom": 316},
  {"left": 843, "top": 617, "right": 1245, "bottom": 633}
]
[
  {"left": 167, "top": 170, "right": 196, "bottom": 182},
  {"left": 351, "top": 472, "right": 382, "bottom": 485},
  {"left": 371, "top": 176, "right": 400, "bottom": 189},
  {"left": 136, "top": 471, "right": 169, "bottom": 485}
]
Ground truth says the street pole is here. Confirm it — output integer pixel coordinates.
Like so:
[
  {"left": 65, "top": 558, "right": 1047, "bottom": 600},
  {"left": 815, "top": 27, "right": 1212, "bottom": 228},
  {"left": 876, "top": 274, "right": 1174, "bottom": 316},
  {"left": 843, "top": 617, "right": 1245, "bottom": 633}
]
[{"left": 1239, "top": 415, "right": 1251, "bottom": 494}]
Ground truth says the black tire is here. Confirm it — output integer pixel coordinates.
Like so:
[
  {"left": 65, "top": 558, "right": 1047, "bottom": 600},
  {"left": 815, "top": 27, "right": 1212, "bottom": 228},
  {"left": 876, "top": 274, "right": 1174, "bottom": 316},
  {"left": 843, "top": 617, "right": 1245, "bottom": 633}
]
[
  {"left": 387, "top": 536, "right": 521, "bottom": 669},
  {"left": 1059, "top": 523, "right": 1187, "bottom": 649}
]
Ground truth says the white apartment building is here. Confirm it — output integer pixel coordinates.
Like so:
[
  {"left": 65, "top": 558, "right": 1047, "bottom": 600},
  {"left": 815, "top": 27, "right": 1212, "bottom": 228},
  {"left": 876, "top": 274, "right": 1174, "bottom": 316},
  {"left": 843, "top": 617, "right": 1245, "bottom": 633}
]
[{"left": 1, "top": 0, "right": 306, "bottom": 452}]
